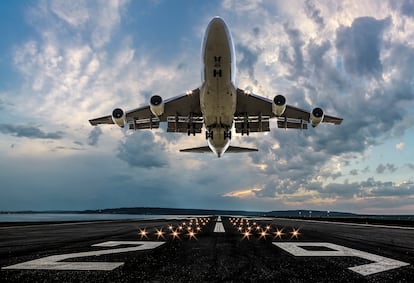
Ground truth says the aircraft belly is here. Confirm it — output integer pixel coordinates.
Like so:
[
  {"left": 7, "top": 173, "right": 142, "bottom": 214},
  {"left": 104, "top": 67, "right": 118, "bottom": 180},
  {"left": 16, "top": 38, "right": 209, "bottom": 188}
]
[{"left": 202, "top": 82, "right": 235, "bottom": 128}]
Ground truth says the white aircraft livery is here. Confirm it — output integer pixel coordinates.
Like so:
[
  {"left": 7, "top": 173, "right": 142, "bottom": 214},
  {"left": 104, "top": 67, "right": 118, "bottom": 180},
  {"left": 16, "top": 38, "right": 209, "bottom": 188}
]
[{"left": 89, "top": 17, "right": 342, "bottom": 157}]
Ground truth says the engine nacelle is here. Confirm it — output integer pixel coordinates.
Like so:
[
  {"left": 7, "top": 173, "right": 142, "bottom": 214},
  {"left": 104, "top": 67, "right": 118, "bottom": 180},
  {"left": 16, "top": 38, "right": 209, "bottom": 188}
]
[
  {"left": 272, "top": 94, "right": 286, "bottom": 116},
  {"left": 112, "top": 108, "right": 126, "bottom": 128},
  {"left": 150, "top": 95, "right": 164, "bottom": 116},
  {"left": 310, "top": 107, "right": 324, "bottom": 127}
]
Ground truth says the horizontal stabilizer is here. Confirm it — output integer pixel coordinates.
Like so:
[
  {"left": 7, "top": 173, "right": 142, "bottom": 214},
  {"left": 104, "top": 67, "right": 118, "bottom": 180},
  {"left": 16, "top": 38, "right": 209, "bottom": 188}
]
[
  {"left": 179, "top": 146, "right": 211, "bottom": 153},
  {"left": 226, "top": 146, "right": 258, "bottom": 153},
  {"left": 179, "top": 146, "right": 258, "bottom": 153}
]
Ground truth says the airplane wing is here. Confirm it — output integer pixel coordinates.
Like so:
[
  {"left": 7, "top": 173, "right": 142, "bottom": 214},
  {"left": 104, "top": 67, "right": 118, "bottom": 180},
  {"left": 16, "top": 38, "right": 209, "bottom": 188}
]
[
  {"left": 89, "top": 88, "right": 203, "bottom": 134},
  {"left": 235, "top": 88, "right": 342, "bottom": 132}
]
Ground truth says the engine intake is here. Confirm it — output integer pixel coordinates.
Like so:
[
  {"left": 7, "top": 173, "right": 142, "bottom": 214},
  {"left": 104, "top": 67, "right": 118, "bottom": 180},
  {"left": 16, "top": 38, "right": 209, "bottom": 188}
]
[
  {"left": 112, "top": 108, "right": 126, "bottom": 128},
  {"left": 150, "top": 95, "right": 164, "bottom": 116},
  {"left": 272, "top": 95, "right": 286, "bottom": 116},
  {"left": 310, "top": 107, "right": 324, "bottom": 127}
]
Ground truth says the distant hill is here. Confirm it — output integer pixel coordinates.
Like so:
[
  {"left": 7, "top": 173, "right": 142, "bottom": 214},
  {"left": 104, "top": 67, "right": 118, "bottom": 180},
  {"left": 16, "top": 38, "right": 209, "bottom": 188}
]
[
  {"left": 78, "top": 207, "right": 357, "bottom": 218},
  {"left": 79, "top": 207, "right": 263, "bottom": 216}
]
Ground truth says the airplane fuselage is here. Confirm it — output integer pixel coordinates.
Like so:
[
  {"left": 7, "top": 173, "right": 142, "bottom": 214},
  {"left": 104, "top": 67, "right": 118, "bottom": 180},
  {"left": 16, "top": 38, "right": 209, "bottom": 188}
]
[{"left": 200, "top": 17, "right": 237, "bottom": 157}]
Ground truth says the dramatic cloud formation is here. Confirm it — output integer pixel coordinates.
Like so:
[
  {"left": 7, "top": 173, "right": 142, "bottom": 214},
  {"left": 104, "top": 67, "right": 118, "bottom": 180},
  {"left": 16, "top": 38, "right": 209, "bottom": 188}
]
[
  {"left": 0, "top": 124, "right": 63, "bottom": 139},
  {"left": 0, "top": 0, "right": 414, "bottom": 213}
]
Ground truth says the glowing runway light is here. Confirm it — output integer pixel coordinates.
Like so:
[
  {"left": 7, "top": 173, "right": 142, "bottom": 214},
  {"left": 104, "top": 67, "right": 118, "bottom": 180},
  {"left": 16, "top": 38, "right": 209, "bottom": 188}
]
[
  {"left": 259, "top": 231, "right": 268, "bottom": 240},
  {"left": 171, "top": 230, "right": 181, "bottom": 240},
  {"left": 274, "top": 228, "right": 284, "bottom": 239},
  {"left": 290, "top": 228, "right": 300, "bottom": 239},
  {"left": 139, "top": 229, "right": 148, "bottom": 239},
  {"left": 242, "top": 231, "right": 251, "bottom": 240},
  {"left": 168, "top": 225, "right": 173, "bottom": 230},
  {"left": 187, "top": 231, "right": 197, "bottom": 240},
  {"left": 155, "top": 229, "right": 165, "bottom": 240}
]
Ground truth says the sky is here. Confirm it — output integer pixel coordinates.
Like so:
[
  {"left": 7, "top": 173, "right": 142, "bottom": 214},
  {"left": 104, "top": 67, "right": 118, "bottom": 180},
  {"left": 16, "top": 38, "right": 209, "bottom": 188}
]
[{"left": 1, "top": 0, "right": 414, "bottom": 214}]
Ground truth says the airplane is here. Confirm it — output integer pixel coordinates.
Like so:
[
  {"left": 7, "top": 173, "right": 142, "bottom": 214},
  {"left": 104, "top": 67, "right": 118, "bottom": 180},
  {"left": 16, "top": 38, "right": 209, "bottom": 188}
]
[{"left": 89, "top": 17, "right": 342, "bottom": 157}]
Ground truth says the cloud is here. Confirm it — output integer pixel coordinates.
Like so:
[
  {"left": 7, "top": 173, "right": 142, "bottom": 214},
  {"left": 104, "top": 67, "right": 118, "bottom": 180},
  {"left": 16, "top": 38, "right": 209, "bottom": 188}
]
[
  {"left": 0, "top": 124, "right": 63, "bottom": 139},
  {"left": 117, "top": 131, "right": 168, "bottom": 168},
  {"left": 391, "top": 0, "right": 414, "bottom": 19},
  {"left": 376, "top": 163, "right": 398, "bottom": 174},
  {"left": 236, "top": 43, "right": 260, "bottom": 85},
  {"left": 335, "top": 16, "right": 391, "bottom": 79},
  {"left": 88, "top": 127, "right": 102, "bottom": 146},
  {"left": 223, "top": 186, "right": 263, "bottom": 198},
  {"left": 396, "top": 142, "right": 404, "bottom": 151},
  {"left": 304, "top": 0, "right": 324, "bottom": 28},
  {"left": 279, "top": 24, "right": 306, "bottom": 80}
]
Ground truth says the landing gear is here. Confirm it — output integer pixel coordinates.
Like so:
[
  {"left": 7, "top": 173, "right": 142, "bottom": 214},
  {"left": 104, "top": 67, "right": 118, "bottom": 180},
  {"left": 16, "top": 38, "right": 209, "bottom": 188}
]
[
  {"left": 224, "top": 131, "right": 232, "bottom": 140},
  {"left": 187, "top": 124, "right": 196, "bottom": 136},
  {"left": 241, "top": 129, "right": 250, "bottom": 136}
]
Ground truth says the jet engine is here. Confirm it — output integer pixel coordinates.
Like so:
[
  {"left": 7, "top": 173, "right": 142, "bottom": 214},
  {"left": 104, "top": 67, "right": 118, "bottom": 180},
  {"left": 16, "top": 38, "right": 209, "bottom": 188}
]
[
  {"left": 150, "top": 95, "right": 164, "bottom": 116},
  {"left": 310, "top": 107, "right": 324, "bottom": 127},
  {"left": 112, "top": 108, "right": 126, "bottom": 128},
  {"left": 272, "top": 94, "right": 286, "bottom": 116}
]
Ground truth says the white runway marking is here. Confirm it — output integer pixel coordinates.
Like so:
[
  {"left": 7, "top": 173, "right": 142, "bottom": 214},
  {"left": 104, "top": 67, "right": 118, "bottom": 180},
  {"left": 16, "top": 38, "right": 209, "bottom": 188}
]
[
  {"left": 213, "top": 216, "right": 225, "bottom": 233},
  {"left": 2, "top": 241, "right": 165, "bottom": 271},
  {"left": 213, "top": 222, "right": 225, "bottom": 233},
  {"left": 274, "top": 242, "right": 410, "bottom": 276}
]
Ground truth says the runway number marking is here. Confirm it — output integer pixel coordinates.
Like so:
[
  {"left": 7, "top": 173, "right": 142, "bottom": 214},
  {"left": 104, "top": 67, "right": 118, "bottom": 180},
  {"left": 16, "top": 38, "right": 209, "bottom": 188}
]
[
  {"left": 274, "top": 242, "right": 410, "bottom": 276},
  {"left": 2, "top": 241, "right": 165, "bottom": 271}
]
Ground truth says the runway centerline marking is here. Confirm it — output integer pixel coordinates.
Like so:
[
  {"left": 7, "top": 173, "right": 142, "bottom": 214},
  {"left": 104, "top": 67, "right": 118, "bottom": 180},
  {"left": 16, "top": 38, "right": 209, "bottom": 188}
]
[
  {"left": 2, "top": 241, "right": 165, "bottom": 271},
  {"left": 214, "top": 216, "right": 225, "bottom": 233},
  {"left": 274, "top": 242, "right": 410, "bottom": 276}
]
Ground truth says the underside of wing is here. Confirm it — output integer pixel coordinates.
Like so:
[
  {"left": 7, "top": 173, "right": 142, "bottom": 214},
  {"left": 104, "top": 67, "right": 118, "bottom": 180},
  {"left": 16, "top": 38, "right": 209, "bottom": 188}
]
[
  {"left": 89, "top": 88, "right": 204, "bottom": 134},
  {"left": 126, "top": 88, "right": 203, "bottom": 133},
  {"left": 235, "top": 88, "right": 342, "bottom": 132}
]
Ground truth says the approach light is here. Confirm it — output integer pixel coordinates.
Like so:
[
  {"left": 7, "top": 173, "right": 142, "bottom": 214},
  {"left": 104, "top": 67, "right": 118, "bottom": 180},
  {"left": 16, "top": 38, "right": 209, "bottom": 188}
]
[
  {"left": 290, "top": 228, "right": 300, "bottom": 239},
  {"left": 155, "top": 229, "right": 165, "bottom": 240},
  {"left": 139, "top": 229, "right": 148, "bottom": 239},
  {"left": 259, "top": 231, "right": 268, "bottom": 240},
  {"left": 242, "top": 231, "right": 251, "bottom": 240},
  {"left": 274, "top": 228, "right": 284, "bottom": 239},
  {"left": 171, "top": 230, "right": 181, "bottom": 240},
  {"left": 187, "top": 231, "right": 197, "bottom": 240}
]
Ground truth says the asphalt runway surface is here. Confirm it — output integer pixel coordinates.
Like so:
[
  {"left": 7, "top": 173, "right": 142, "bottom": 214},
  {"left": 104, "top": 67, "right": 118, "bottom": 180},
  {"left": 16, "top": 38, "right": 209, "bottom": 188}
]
[{"left": 1, "top": 216, "right": 413, "bottom": 282}]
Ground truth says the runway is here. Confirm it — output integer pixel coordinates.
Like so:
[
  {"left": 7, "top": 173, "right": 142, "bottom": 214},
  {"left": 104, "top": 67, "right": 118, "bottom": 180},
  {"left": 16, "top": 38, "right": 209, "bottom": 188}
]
[{"left": 1, "top": 216, "right": 413, "bottom": 282}]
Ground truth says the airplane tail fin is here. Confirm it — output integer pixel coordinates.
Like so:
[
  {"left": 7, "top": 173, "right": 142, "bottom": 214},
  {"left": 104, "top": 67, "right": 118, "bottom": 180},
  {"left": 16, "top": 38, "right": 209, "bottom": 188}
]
[{"left": 179, "top": 146, "right": 258, "bottom": 153}]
